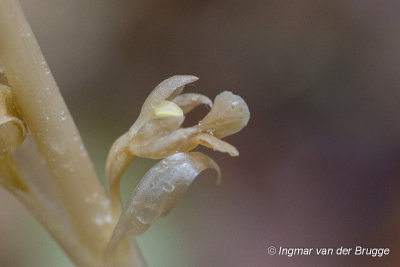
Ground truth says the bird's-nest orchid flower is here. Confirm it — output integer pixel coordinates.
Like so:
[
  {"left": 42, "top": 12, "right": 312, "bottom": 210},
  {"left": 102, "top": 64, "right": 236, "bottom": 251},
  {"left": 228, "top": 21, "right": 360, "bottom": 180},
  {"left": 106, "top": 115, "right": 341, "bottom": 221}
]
[{"left": 104, "top": 76, "right": 250, "bottom": 257}]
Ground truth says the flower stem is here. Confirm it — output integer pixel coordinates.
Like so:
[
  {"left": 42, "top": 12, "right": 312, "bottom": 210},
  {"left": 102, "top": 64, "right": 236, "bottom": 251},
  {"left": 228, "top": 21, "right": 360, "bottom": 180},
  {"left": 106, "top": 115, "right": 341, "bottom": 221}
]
[{"left": 0, "top": 1, "right": 146, "bottom": 266}]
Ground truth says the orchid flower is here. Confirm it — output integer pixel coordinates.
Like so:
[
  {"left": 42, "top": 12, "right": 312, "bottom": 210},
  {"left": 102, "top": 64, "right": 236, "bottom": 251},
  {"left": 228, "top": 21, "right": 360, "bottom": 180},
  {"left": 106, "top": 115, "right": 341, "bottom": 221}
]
[
  {"left": 104, "top": 76, "right": 249, "bottom": 265},
  {"left": 106, "top": 75, "right": 250, "bottom": 216}
]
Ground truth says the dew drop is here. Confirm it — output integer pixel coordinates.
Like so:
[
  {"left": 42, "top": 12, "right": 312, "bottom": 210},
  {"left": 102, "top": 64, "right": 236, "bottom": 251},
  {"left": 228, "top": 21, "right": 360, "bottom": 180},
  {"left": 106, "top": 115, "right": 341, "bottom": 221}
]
[
  {"left": 79, "top": 145, "right": 88, "bottom": 157},
  {"left": 60, "top": 111, "right": 67, "bottom": 121},
  {"left": 161, "top": 181, "right": 175, "bottom": 192},
  {"left": 136, "top": 215, "right": 150, "bottom": 225},
  {"left": 206, "top": 129, "right": 215, "bottom": 136},
  {"left": 231, "top": 100, "right": 239, "bottom": 109}
]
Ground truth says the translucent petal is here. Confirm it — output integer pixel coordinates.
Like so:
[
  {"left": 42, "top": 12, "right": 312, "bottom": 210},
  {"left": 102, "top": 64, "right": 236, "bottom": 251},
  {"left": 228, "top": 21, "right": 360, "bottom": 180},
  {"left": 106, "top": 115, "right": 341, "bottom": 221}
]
[
  {"left": 105, "top": 134, "right": 134, "bottom": 213},
  {"left": 106, "top": 76, "right": 197, "bottom": 213},
  {"left": 172, "top": 93, "right": 212, "bottom": 114},
  {"left": 129, "top": 75, "right": 198, "bottom": 134},
  {"left": 128, "top": 117, "right": 198, "bottom": 159},
  {"left": 194, "top": 133, "right": 239, "bottom": 156},
  {"left": 199, "top": 91, "right": 250, "bottom": 138},
  {"left": 107, "top": 152, "right": 220, "bottom": 249}
]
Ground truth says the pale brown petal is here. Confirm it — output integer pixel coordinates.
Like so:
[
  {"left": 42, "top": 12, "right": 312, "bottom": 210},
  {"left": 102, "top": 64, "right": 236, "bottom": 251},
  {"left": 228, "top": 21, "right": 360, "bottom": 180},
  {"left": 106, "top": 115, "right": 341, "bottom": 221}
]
[
  {"left": 199, "top": 91, "right": 250, "bottom": 138},
  {"left": 107, "top": 152, "right": 220, "bottom": 250},
  {"left": 106, "top": 76, "right": 196, "bottom": 214},
  {"left": 172, "top": 93, "right": 212, "bottom": 114},
  {"left": 105, "top": 134, "right": 134, "bottom": 215},
  {"left": 128, "top": 116, "right": 199, "bottom": 159},
  {"left": 129, "top": 75, "right": 198, "bottom": 134},
  {"left": 194, "top": 133, "right": 239, "bottom": 156}
]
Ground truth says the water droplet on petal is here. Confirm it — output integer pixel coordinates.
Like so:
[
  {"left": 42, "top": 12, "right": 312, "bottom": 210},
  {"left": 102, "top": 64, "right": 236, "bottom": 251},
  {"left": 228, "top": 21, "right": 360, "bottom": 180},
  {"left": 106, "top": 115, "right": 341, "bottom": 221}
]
[
  {"left": 136, "top": 215, "right": 150, "bottom": 225},
  {"left": 161, "top": 181, "right": 175, "bottom": 192},
  {"left": 231, "top": 100, "right": 239, "bottom": 109},
  {"left": 60, "top": 111, "right": 67, "bottom": 121}
]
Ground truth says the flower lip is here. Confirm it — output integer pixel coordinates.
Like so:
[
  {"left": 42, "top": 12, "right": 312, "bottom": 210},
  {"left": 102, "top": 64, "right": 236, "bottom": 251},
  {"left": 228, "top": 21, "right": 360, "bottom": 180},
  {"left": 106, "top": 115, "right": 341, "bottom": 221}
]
[{"left": 198, "top": 91, "right": 250, "bottom": 139}]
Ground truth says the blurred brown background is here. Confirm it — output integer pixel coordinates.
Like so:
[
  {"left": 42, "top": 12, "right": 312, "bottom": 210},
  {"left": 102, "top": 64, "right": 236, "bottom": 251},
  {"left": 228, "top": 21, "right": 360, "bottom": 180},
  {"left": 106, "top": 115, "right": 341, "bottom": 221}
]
[{"left": 0, "top": 0, "right": 399, "bottom": 266}]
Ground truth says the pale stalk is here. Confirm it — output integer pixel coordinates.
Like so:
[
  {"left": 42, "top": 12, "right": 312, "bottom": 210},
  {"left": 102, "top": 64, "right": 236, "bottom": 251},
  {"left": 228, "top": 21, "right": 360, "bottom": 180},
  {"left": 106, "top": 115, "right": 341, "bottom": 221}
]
[
  {"left": 0, "top": 156, "right": 96, "bottom": 266},
  {"left": 0, "top": 1, "right": 144, "bottom": 266}
]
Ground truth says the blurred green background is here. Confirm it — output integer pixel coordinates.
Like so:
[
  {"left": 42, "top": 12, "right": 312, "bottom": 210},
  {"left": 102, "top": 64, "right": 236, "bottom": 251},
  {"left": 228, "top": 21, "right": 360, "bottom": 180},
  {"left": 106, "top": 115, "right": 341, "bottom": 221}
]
[{"left": 0, "top": 0, "right": 399, "bottom": 266}]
